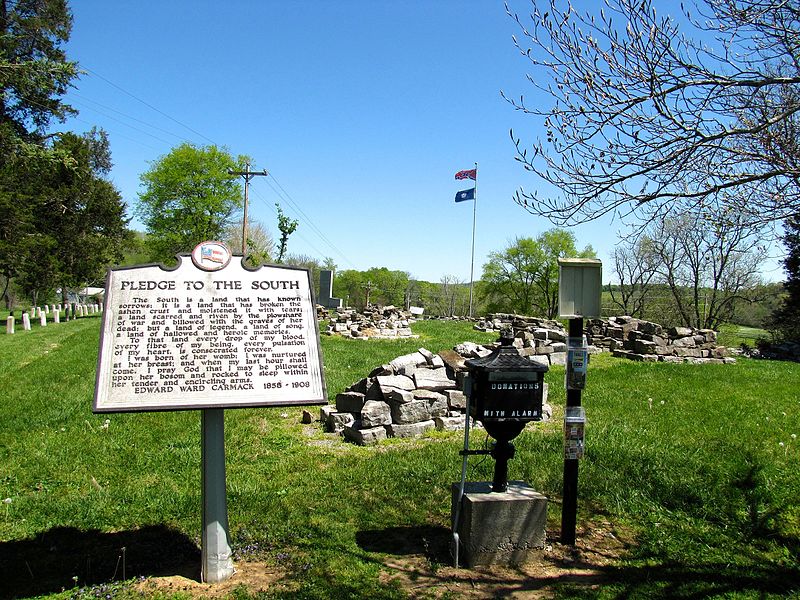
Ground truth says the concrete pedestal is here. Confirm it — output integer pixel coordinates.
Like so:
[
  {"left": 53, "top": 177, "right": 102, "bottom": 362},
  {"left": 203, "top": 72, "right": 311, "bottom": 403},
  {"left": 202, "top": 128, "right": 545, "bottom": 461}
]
[{"left": 451, "top": 481, "right": 547, "bottom": 567}]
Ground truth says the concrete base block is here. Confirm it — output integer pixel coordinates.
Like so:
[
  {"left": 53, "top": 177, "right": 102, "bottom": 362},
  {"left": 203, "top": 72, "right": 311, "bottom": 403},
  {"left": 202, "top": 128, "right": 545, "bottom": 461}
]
[{"left": 451, "top": 481, "right": 547, "bottom": 567}]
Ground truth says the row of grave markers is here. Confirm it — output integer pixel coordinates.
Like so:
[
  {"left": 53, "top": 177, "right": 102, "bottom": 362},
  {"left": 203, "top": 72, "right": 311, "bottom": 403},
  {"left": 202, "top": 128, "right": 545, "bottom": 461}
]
[{"left": 5, "top": 303, "right": 102, "bottom": 334}]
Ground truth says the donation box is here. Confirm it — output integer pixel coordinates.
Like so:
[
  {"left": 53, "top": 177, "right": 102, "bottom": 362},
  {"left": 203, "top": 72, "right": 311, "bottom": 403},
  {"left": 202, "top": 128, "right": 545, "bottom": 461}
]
[{"left": 466, "top": 339, "right": 548, "bottom": 424}]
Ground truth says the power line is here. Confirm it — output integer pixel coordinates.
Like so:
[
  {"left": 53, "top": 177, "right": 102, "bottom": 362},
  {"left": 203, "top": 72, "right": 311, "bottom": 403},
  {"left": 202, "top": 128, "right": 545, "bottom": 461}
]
[
  {"left": 69, "top": 97, "right": 178, "bottom": 146},
  {"left": 18, "top": 92, "right": 163, "bottom": 152},
  {"left": 248, "top": 185, "right": 334, "bottom": 263},
  {"left": 82, "top": 66, "right": 218, "bottom": 146},
  {"left": 70, "top": 92, "right": 189, "bottom": 143},
  {"left": 264, "top": 175, "right": 355, "bottom": 268}
]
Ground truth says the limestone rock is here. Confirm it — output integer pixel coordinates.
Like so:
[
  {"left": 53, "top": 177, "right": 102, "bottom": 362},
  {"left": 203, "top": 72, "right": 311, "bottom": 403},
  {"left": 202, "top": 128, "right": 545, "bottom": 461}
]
[
  {"left": 413, "top": 367, "right": 456, "bottom": 391},
  {"left": 344, "top": 425, "right": 387, "bottom": 445},
  {"left": 434, "top": 416, "right": 465, "bottom": 431},
  {"left": 386, "top": 420, "right": 435, "bottom": 438},
  {"left": 389, "top": 399, "right": 431, "bottom": 424},
  {"left": 387, "top": 389, "right": 414, "bottom": 404},
  {"left": 361, "top": 400, "right": 392, "bottom": 428},
  {"left": 444, "top": 389, "right": 467, "bottom": 411},
  {"left": 327, "top": 412, "right": 355, "bottom": 433},
  {"left": 376, "top": 374, "right": 415, "bottom": 399},
  {"left": 336, "top": 391, "right": 366, "bottom": 413}
]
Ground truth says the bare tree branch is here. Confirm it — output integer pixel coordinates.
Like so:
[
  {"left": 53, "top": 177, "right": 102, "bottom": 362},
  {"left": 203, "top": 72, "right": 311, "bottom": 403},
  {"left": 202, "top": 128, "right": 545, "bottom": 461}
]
[{"left": 505, "top": 0, "right": 800, "bottom": 227}]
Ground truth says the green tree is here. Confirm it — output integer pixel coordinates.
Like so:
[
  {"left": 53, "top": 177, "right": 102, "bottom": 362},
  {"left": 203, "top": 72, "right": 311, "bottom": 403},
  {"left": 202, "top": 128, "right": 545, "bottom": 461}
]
[
  {"left": 769, "top": 216, "right": 800, "bottom": 340},
  {"left": 333, "top": 269, "right": 364, "bottom": 309},
  {"left": 14, "top": 129, "right": 129, "bottom": 305},
  {"left": 331, "top": 267, "right": 411, "bottom": 310},
  {"left": 0, "top": 0, "right": 79, "bottom": 306},
  {"left": 136, "top": 143, "right": 245, "bottom": 262},
  {"left": 275, "top": 204, "right": 298, "bottom": 263},
  {"left": 0, "top": 0, "right": 78, "bottom": 157},
  {"left": 480, "top": 229, "right": 594, "bottom": 318}
]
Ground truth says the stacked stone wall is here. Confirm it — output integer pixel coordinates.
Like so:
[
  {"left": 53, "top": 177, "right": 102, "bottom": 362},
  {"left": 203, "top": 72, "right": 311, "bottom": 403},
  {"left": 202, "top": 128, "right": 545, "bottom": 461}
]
[
  {"left": 586, "top": 316, "right": 736, "bottom": 364},
  {"left": 322, "top": 304, "right": 417, "bottom": 339},
  {"left": 474, "top": 313, "right": 601, "bottom": 366}
]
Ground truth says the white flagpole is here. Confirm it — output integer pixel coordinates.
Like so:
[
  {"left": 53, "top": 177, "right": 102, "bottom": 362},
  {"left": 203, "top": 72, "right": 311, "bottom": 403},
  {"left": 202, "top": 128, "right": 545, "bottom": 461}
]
[{"left": 468, "top": 162, "right": 477, "bottom": 318}]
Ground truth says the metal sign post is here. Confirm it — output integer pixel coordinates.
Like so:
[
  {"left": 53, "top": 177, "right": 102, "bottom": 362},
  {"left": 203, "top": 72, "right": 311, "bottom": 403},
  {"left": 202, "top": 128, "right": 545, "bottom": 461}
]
[{"left": 201, "top": 408, "right": 234, "bottom": 582}]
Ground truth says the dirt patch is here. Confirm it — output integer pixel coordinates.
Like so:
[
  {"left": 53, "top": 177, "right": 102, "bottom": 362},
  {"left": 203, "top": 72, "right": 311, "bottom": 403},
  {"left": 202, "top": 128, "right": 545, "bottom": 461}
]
[
  {"left": 377, "top": 523, "right": 630, "bottom": 599},
  {"left": 135, "top": 562, "right": 290, "bottom": 598},
  {"left": 132, "top": 520, "right": 630, "bottom": 599}
]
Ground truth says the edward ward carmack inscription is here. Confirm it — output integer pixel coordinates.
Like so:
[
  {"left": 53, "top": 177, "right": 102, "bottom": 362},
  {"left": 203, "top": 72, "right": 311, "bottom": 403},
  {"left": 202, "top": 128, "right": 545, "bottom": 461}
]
[{"left": 94, "top": 254, "right": 327, "bottom": 412}]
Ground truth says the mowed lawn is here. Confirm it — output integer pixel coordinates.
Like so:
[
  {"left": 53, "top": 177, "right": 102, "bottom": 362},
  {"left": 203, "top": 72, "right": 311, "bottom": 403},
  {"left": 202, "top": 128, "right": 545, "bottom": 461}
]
[{"left": 0, "top": 315, "right": 798, "bottom": 599}]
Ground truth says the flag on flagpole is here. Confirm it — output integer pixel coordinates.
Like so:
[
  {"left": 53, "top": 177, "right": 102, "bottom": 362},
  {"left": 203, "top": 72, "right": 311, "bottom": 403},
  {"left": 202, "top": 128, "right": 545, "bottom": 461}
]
[
  {"left": 455, "top": 188, "right": 476, "bottom": 202},
  {"left": 455, "top": 168, "right": 477, "bottom": 180}
]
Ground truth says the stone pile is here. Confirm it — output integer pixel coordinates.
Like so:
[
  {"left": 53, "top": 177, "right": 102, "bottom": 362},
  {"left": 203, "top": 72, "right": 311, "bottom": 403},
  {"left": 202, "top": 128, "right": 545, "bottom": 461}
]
[
  {"left": 474, "top": 313, "right": 590, "bottom": 367},
  {"left": 323, "top": 304, "right": 418, "bottom": 339},
  {"left": 586, "top": 316, "right": 736, "bottom": 364},
  {"left": 320, "top": 343, "right": 552, "bottom": 445},
  {"left": 475, "top": 313, "right": 566, "bottom": 336}
]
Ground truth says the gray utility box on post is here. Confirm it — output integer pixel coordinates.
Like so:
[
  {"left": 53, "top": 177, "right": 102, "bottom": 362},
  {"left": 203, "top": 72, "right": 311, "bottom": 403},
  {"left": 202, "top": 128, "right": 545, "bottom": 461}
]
[{"left": 558, "top": 258, "right": 603, "bottom": 319}]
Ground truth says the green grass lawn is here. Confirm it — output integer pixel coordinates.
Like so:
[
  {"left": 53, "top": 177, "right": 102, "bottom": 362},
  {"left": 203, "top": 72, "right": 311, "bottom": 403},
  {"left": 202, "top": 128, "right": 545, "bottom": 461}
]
[
  {"left": 716, "top": 324, "right": 771, "bottom": 348},
  {"left": 0, "top": 317, "right": 798, "bottom": 599}
]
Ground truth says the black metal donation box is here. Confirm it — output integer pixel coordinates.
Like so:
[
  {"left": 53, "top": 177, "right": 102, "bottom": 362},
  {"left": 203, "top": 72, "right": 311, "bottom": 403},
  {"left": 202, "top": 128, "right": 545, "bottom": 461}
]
[{"left": 466, "top": 340, "right": 548, "bottom": 425}]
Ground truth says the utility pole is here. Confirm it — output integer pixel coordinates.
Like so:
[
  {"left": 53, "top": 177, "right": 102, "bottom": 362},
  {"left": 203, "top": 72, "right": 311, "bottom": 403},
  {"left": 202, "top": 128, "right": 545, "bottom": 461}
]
[
  {"left": 362, "top": 280, "right": 375, "bottom": 307},
  {"left": 228, "top": 162, "right": 268, "bottom": 255}
]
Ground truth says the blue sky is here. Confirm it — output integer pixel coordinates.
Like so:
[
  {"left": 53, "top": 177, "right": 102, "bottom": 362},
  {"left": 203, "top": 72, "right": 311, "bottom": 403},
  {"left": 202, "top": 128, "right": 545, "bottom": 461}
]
[{"left": 57, "top": 1, "right": 785, "bottom": 283}]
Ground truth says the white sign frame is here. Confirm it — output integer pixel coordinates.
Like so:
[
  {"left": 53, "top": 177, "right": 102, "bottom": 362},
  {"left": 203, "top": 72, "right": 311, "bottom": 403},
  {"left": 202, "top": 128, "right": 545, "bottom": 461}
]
[{"left": 94, "top": 252, "right": 327, "bottom": 413}]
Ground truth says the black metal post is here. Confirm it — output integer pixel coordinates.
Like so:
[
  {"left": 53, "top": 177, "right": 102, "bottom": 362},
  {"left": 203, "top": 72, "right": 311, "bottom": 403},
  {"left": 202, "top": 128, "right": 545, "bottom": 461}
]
[
  {"left": 561, "top": 317, "right": 583, "bottom": 545},
  {"left": 490, "top": 439, "right": 516, "bottom": 492}
]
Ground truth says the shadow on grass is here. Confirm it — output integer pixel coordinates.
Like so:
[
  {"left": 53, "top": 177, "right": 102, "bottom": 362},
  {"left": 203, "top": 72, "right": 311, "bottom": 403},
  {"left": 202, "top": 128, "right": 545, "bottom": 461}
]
[
  {"left": 551, "top": 561, "right": 800, "bottom": 599},
  {"left": 0, "top": 524, "right": 200, "bottom": 599},
  {"left": 355, "top": 524, "right": 451, "bottom": 563}
]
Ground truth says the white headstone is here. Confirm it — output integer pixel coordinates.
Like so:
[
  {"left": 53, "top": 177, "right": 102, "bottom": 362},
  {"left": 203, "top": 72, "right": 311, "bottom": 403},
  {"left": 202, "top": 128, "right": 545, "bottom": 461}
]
[
  {"left": 44, "top": 305, "right": 50, "bottom": 314},
  {"left": 40, "top": 311, "right": 47, "bottom": 327},
  {"left": 54, "top": 310, "right": 60, "bottom": 324},
  {"left": 6, "top": 316, "right": 14, "bottom": 334},
  {"left": 22, "top": 313, "right": 31, "bottom": 331}
]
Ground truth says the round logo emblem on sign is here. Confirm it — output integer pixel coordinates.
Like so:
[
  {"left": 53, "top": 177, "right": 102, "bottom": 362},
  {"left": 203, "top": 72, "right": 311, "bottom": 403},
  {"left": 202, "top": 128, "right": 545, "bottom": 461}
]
[{"left": 191, "top": 241, "right": 232, "bottom": 271}]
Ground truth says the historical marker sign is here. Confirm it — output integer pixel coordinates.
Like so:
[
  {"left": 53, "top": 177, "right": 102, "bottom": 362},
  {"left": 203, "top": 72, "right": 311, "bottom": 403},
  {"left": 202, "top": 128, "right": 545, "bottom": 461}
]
[{"left": 94, "top": 244, "right": 327, "bottom": 412}]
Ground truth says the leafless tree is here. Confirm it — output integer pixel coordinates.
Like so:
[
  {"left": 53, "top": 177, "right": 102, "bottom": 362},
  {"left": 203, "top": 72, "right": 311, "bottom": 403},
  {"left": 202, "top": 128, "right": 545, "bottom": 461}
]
[
  {"left": 609, "top": 236, "right": 659, "bottom": 317},
  {"left": 425, "top": 275, "right": 468, "bottom": 317},
  {"left": 224, "top": 220, "right": 274, "bottom": 266},
  {"left": 643, "top": 210, "right": 767, "bottom": 328},
  {"left": 505, "top": 0, "right": 800, "bottom": 228}
]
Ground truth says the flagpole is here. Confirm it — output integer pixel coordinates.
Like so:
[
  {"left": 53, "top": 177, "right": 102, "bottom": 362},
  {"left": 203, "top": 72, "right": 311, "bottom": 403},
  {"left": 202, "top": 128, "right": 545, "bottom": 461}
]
[{"left": 468, "top": 162, "right": 477, "bottom": 318}]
